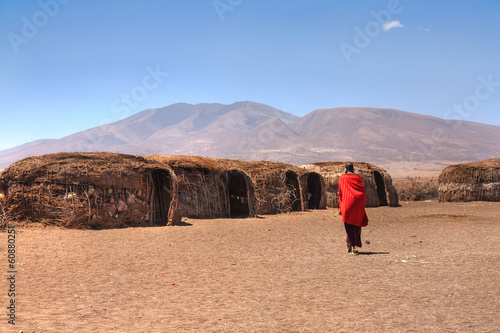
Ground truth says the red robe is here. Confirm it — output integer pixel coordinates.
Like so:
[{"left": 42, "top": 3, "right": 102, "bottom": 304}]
[{"left": 338, "top": 173, "right": 369, "bottom": 227}]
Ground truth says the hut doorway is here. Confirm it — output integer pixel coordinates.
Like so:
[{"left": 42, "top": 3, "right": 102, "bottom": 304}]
[
  {"left": 307, "top": 172, "right": 322, "bottom": 209},
  {"left": 285, "top": 171, "right": 302, "bottom": 211},
  {"left": 227, "top": 170, "right": 250, "bottom": 218},
  {"left": 373, "top": 171, "right": 388, "bottom": 206},
  {"left": 149, "top": 169, "right": 173, "bottom": 225}
]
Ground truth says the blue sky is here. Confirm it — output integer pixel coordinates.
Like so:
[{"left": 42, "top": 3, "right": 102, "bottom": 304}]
[{"left": 1, "top": 0, "right": 499, "bottom": 151}]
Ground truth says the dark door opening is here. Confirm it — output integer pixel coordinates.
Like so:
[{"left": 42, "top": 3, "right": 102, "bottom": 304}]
[
  {"left": 373, "top": 171, "right": 388, "bottom": 206},
  {"left": 307, "top": 172, "right": 322, "bottom": 209},
  {"left": 285, "top": 171, "right": 302, "bottom": 211},
  {"left": 227, "top": 170, "right": 250, "bottom": 218},
  {"left": 150, "top": 169, "right": 173, "bottom": 225}
]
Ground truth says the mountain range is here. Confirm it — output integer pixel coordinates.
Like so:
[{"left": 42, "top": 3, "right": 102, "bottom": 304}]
[{"left": 1, "top": 101, "right": 499, "bottom": 178}]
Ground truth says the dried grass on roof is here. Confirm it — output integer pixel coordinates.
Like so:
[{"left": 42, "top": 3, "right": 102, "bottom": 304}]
[
  {"left": 438, "top": 158, "right": 500, "bottom": 202},
  {"left": 438, "top": 158, "right": 500, "bottom": 184},
  {"left": 145, "top": 154, "right": 235, "bottom": 173},
  {"left": 2, "top": 152, "right": 170, "bottom": 184}
]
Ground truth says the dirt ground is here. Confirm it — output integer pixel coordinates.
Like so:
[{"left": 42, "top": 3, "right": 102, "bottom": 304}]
[{"left": 1, "top": 201, "right": 500, "bottom": 332}]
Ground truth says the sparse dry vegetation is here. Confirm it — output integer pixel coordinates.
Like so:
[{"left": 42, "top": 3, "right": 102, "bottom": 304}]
[{"left": 394, "top": 176, "right": 439, "bottom": 201}]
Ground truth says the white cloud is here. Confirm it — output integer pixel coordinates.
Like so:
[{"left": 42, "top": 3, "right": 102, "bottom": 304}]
[{"left": 383, "top": 20, "right": 403, "bottom": 32}]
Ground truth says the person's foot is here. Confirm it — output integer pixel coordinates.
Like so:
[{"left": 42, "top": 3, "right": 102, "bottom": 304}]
[
  {"left": 346, "top": 244, "right": 352, "bottom": 253},
  {"left": 351, "top": 247, "right": 359, "bottom": 255}
]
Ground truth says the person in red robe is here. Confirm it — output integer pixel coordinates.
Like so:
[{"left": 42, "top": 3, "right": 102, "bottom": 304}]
[{"left": 338, "top": 162, "right": 369, "bottom": 255}]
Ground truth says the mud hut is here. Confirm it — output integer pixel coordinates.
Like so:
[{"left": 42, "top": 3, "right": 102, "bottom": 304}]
[
  {"left": 0, "top": 152, "right": 179, "bottom": 228},
  {"left": 301, "top": 162, "right": 399, "bottom": 208},
  {"left": 147, "top": 155, "right": 309, "bottom": 217},
  {"left": 232, "top": 161, "right": 307, "bottom": 214},
  {"left": 146, "top": 155, "right": 256, "bottom": 218},
  {"left": 438, "top": 158, "right": 500, "bottom": 202}
]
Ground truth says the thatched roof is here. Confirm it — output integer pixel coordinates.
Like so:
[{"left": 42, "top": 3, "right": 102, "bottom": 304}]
[
  {"left": 438, "top": 158, "right": 500, "bottom": 184},
  {"left": 232, "top": 160, "right": 303, "bottom": 174},
  {"left": 438, "top": 158, "right": 500, "bottom": 202},
  {"left": 145, "top": 154, "right": 235, "bottom": 173},
  {"left": 1, "top": 152, "right": 174, "bottom": 186},
  {"left": 147, "top": 155, "right": 304, "bottom": 175}
]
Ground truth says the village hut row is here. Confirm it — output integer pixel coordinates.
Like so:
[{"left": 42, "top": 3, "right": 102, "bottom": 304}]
[
  {"left": 145, "top": 155, "right": 311, "bottom": 217},
  {"left": 145, "top": 155, "right": 252, "bottom": 219},
  {"left": 301, "top": 162, "right": 399, "bottom": 208},
  {"left": 438, "top": 158, "right": 500, "bottom": 202},
  {"left": 0, "top": 152, "right": 399, "bottom": 228}
]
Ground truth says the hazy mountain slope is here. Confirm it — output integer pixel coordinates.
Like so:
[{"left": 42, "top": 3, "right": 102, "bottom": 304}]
[
  {"left": 286, "top": 107, "right": 500, "bottom": 165},
  {"left": 1, "top": 103, "right": 499, "bottom": 175},
  {"left": 0, "top": 101, "right": 300, "bottom": 169}
]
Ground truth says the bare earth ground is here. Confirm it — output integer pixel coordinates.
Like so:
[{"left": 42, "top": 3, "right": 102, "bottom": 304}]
[{"left": 1, "top": 201, "right": 500, "bottom": 333}]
